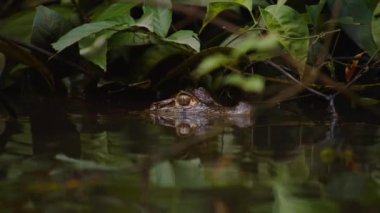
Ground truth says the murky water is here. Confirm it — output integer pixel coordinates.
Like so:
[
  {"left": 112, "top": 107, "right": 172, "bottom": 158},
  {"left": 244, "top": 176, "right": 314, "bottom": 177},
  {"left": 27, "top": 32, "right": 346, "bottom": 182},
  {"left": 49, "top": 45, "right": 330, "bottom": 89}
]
[{"left": 0, "top": 99, "right": 380, "bottom": 212}]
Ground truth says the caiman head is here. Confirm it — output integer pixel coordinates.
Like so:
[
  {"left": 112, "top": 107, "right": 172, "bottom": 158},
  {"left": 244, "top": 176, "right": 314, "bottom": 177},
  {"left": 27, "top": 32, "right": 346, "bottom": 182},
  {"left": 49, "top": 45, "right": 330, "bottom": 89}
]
[
  {"left": 148, "top": 88, "right": 254, "bottom": 136},
  {"left": 149, "top": 87, "right": 252, "bottom": 116}
]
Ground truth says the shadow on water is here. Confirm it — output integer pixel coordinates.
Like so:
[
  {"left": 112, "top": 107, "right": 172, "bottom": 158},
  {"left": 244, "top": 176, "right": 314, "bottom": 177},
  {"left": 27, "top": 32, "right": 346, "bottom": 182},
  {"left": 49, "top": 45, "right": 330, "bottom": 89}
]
[{"left": 0, "top": 98, "right": 380, "bottom": 212}]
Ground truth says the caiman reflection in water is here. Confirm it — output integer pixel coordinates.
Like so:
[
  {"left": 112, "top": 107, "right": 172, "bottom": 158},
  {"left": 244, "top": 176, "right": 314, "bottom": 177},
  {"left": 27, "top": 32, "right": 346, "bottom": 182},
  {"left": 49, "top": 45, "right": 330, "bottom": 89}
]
[{"left": 149, "top": 87, "right": 254, "bottom": 136}]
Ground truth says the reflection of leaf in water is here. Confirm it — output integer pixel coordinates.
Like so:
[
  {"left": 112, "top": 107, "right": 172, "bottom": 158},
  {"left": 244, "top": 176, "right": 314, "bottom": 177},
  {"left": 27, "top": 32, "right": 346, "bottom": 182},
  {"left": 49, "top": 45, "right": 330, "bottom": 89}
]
[{"left": 55, "top": 154, "right": 120, "bottom": 171}]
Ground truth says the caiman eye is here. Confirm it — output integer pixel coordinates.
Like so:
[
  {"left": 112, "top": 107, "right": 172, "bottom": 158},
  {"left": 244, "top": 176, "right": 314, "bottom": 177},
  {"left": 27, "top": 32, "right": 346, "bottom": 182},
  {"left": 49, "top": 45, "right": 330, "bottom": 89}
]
[{"left": 177, "top": 94, "right": 191, "bottom": 106}]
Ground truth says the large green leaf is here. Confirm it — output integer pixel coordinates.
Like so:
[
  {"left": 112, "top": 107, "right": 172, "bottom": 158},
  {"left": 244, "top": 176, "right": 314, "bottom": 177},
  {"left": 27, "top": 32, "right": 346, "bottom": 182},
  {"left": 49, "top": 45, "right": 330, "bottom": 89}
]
[
  {"left": 372, "top": 1, "right": 380, "bottom": 52},
  {"left": 201, "top": 0, "right": 253, "bottom": 32},
  {"left": 51, "top": 21, "right": 120, "bottom": 52},
  {"left": 327, "top": 0, "right": 380, "bottom": 58},
  {"left": 108, "top": 30, "right": 151, "bottom": 48},
  {"left": 142, "top": 0, "right": 172, "bottom": 37},
  {"left": 0, "top": 9, "right": 36, "bottom": 41},
  {"left": 92, "top": 2, "right": 136, "bottom": 22},
  {"left": 164, "top": 30, "right": 200, "bottom": 52},
  {"left": 79, "top": 34, "right": 109, "bottom": 70},
  {"left": 260, "top": 5, "right": 309, "bottom": 75},
  {"left": 0, "top": 5, "right": 75, "bottom": 42},
  {"left": 222, "top": 29, "right": 280, "bottom": 60},
  {"left": 31, "top": 6, "right": 73, "bottom": 48},
  {"left": 306, "top": 0, "right": 327, "bottom": 30}
]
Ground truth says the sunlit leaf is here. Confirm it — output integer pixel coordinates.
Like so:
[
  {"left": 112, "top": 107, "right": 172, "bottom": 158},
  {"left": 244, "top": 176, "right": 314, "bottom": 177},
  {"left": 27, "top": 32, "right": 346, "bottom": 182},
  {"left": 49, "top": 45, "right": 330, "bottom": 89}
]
[
  {"left": 52, "top": 21, "right": 120, "bottom": 52},
  {"left": 165, "top": 30, "right": 200, "bottom": 52},
  {"left": 276, "top": 0, "right": 287, "bottom": 7},
  {"left": 222, "top": 73, "right": 265, "bottom": 92},
  {"left": 260, "top": 5, "right": 309, "bottom": 76},
  {"left": 142, "top": 0, "right": 172, "bottom": 37}
]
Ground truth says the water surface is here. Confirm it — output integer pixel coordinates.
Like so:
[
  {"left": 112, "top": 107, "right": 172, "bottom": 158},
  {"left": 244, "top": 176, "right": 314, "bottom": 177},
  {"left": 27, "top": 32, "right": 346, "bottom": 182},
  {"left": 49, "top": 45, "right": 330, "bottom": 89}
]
[{"left": 0, "top": 99, "right": 379, "bottom": 212}]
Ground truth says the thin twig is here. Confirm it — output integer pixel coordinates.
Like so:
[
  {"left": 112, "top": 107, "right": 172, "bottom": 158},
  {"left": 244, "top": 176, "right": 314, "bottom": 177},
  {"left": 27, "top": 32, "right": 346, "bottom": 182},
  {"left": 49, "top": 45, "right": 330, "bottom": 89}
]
[{"left": 265, "top": 61, "right": 330, "bottom": 100}]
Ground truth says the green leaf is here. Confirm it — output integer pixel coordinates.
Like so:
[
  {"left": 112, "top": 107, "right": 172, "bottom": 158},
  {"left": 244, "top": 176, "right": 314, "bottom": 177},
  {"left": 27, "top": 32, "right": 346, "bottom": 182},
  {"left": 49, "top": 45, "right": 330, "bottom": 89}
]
[
  {"left": 192, "top": 53, "right": 232, "bottom": 78},
  {"left": 52, "top": 21, "right": 120, "bottom": 52},
  {"left": 222, "top": 73, "right": 265, "bottom": 92},
  {"left": 306, "top": 0, "right": 327, "bottom": 29},
  {"left": 108, "top": 30, "right": 151, "bottom": 48},
  {"left": 31, "top": 6, "right": 73, "bottom": 47},
  {"left": 0, "top": 9, "right": 36, "bottom": 41},
  {"left": 165, "top": 30, "right": 200, "bottom": 52},
  {"left": 221, "top": 28, "right": 280, "bottom": 61},
  {"left": 79, "top": 34, "right": 109, "bottom": 70},
  {"left": 201, "top": 0, "right": 253, "bottom": 32},
  {"left": 327, "top": 0, "right": 380, "bottom": 58},
  {"left": 93, "top": 2, "right": 136, "bottom": 21},
  {"left": 260, "top": 5, "right": 309, "bottom": 75},
  {"left": 142, "top": 0, "right": 172, "bottom": 37},
  {"left": 372, "top": 1, "right": 380, "bottom": 52}
]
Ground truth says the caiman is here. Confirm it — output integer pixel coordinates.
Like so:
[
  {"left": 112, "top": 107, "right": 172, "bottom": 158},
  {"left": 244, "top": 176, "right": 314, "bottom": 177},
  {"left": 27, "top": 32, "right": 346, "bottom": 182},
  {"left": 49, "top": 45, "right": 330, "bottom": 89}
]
[{"left": 148, "top": 87, "right": 254, "bottom": 136}]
